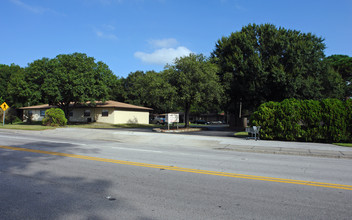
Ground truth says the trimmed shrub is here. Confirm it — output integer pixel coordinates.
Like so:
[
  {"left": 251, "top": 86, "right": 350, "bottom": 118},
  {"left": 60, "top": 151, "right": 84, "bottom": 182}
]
[
  {"left": 346, "top": 99, "right": 352, "bottom": 141},
  {"left": 251, "top": 98, "right": 352, "bottom": 143},
  {"left": 42, "top": 108, "right": 67, "bottom": 127},
  {"left": 275, "top": 99, "right": 301, "bottom": 141},
  {"left": 251, "top": 101, "right": 279, "bottom": 140},
  {"left": 299, "top": 100, "right": 322, "bottom": 142},
  {"left": 320, "top": 99, "right": 347, "bottom": 142}
]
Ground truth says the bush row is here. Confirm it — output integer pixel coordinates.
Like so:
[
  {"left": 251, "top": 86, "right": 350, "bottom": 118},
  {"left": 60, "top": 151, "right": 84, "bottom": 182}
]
[{"left": 250, "top": 99, "right": 352, "bottom": 143}]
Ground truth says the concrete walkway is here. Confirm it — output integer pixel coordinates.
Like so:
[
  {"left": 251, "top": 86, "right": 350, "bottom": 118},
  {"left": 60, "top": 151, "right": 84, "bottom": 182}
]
[{"left": 5, "top": 128, "right": 352, "bottom": 159}]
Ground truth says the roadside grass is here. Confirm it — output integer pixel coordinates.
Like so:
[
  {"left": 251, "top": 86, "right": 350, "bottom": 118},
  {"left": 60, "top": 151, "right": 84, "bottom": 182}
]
[
  {"left": 67, "top": 122, "right": 158, "bottom": 129},
  {"left": 0, "top": 122, "right": 55, "bottom": 130},
  {"left": 0, "top": 120, "right": 214, "bottom": 131},
  {"left": 333, "top": 143, "right": 352, "bottom": 147},
  {"left": 234, "top": 131, "right": 249, "bottom": 138},
  {"left": 0, "top": 122, "right": 158, "bottom": 130}
]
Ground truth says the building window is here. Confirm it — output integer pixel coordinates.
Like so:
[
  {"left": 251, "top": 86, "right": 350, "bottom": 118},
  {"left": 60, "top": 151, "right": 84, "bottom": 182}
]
[
  {"left": 69, "top": 111, "right": 73, "bottom": 117},
  {"left": 102, "top": 110, "right": 109, "bottom": 117},
  {"left": 84, "top": 110, "right": 90, "bottom": 117},
  {"left": 40, "top": 110, "right": 46, "bottom": 117},
  {"left": 28, "top": 110, "right": 33, "bottom": 116}
]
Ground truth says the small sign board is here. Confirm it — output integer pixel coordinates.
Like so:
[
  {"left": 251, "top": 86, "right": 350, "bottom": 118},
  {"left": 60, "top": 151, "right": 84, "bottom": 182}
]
[
  {"left": 1, "top": 102, "right": 9, "bottom": 111},
  {"left": 165, "top": 113, "right": 179, "bottom": 124}
]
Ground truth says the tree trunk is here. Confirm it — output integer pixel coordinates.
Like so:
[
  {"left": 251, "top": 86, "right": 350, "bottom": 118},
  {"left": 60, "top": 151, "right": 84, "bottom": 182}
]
[
  {"left": 184, "top": 103, "right": 190, "bottom": 128},
  {"left": 60, "top": 103, "right": 70, "bottom": 122}
]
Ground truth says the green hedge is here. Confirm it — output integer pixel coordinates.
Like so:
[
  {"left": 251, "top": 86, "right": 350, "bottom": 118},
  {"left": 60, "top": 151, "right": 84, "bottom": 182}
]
[
  {"left": 251, "top": 98, "right": 352, "bottom": 143},
  {"left": 42, "top": 108, "right": 67, "bottom": 127}
]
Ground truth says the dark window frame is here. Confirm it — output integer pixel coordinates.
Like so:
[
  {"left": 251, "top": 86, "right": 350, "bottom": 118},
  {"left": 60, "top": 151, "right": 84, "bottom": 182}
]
[
  {"left": 84, "top": 110, "right": 90, "bottom": 117},
  {"left": 40, "top": 110, "right": 46, "bottom": 117},
  {"left": 102, "top": 110, "right": 109, "bottom": 117}
]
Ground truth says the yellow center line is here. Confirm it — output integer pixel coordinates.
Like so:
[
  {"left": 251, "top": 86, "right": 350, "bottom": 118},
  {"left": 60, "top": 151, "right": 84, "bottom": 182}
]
[{"left": 1, "top": 145, "right": 352, "bottom": 191}]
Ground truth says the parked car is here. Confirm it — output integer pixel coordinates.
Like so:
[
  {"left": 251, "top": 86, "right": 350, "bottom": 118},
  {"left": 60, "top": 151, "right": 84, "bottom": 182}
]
[
  {"left": 151, "top": 116, "right": 165, "bottom": 125},
  {"left": 193, "top": 119, "right": 208, "bottom": 124},
  {"left": 209, "top": 121, "right": 223, "bottom": 124}
]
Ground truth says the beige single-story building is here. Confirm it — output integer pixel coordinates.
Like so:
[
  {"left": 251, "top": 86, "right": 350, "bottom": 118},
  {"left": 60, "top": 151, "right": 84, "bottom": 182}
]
[{"left": 20, "top": 100, "right": 153, "bottom": 124}]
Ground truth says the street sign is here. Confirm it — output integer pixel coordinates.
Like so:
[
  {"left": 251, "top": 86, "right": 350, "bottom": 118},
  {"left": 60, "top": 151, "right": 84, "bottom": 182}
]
[
  {"left": 1, "top": 102, "right": 9, "bottom": 111},
  {"left": 165, "top": 113, "right": 180, "bottom": 130},
  {"left": 166, "top": 113, "right": 179, "bottom": 124},
  {"left": 1, "top": 102, "right": 9, "bottom": 126}
]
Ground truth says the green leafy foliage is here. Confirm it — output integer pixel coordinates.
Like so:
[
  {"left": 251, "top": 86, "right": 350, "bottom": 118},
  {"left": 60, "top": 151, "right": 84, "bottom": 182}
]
[
  {"left": 122, "top": 70, "right": 177, "bottom": 113},
  {"left": 275, "top": 99, "right": 302, "bottom": 141},
  {"left": 320, "top": 99, "right": 348, "bottom": 142},
  {"left": 251, "top": 101, "right": 279, "bottom": 140},
  {"left": 346, "top": 99, "right": 352, "bottom": 140},
  {"left": 299, "top": 100, "right": 323, "bottom": 142},
  {"left": 40, "top": 53, "right": 117, "bottom": 117},
  {"left": 4, "top": 64, "right": 31, "bottom": 108},
  {"left": 325, "top": 54, "right": 352, "bottom": 97},
  {"left": 166, "top": 54, "right": 224, "bottom": 127},
  {"left": 2, "top": 53, "right": 122, "bottom": 120},
  {"left": 4, "top": 108, "right": 21, "bottom": 124},
  {"left": 251, "top": 98, "right": 352, "bottom": 143},
  {"left": 213, "top": 24, "right": 345, "bottom": 123},
  {"left": 42, "top": 108, "right": 67, "bottom": 127}
]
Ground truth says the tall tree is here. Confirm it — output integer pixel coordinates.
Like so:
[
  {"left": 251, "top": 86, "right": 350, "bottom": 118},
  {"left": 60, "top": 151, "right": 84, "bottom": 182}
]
[
  {"left": 0, "top": 64, "right": 12, "bottom": 101},
  {"left": 212, "top": 23, "right": 344, "bottom": 124},
  {"left": 166, "top": 54, "right": 223, "bottom": 127},
  {"left": 109, "top": 77, "right": 126, "bottom": 102},
  {"left": 0, "top": 64, "right": 26, "bottom": 107},
  {"left": 325, "top": 54, "right": 352, "bottom": 97},
  {"left": 6, "top": 65, "right": 31, "bottom": 108},
  {"left": 123, "top": 70, "right": 177, "bottom": 113},
  {"left": 36, "top": 53, "right": 117, "bottom": 118},
  {"left": 25, "top": 57, "right": 52, "bottom": 105},
  {"left": 123, "top": 71, "right": 147, "bottom": 106}
]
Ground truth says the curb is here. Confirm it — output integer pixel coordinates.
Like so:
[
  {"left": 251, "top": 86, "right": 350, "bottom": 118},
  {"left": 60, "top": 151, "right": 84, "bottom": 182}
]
[
  {"left": 152, "top": 128, "right": 202, "bottom": 133},
  {"left": 215, "top": 146, "right": 352, "bottom": 159}
]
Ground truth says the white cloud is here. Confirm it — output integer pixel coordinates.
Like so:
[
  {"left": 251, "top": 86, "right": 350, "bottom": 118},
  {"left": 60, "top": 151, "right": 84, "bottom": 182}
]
[
  {"left": 134, "top": 46, "right": 192, "bottom": 65},
  {"left": 11, "top": 0, "right": 44, "bottom": 13},
  {"left": 10, "top": 0, "right": 65, "bottom": 15},
  {"left": 95, "top": 30, "right": 118, "bottom": 40},
  {"left": 148, "top": 38, "right": 179, "bottom": 49},
  {"left": 94, "top": 25, "right": 118, "bottom": 40},
  {"left": 102, "top": 24, "right": 116, "bottom": 31}
]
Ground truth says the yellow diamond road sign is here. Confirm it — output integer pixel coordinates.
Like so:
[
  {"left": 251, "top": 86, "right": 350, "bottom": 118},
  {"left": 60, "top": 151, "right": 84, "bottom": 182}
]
[{"left": 1, "top": 102, "right": 9, "bottom": 111}]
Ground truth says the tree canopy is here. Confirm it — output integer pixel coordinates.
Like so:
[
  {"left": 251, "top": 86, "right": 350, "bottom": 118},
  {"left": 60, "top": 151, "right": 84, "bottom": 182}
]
[
  {"left": 40, "top": 53, "right": 118, "bottom": 116},
  {"left": 122, "top": 70, "right": 177, "bottom": 114},
  {"left": 3, "top": 53, "right": 119, "bottom": 117},
  {"left": 325, "top": 54, "right": 352, "bottom": 97},
  {"left": 212, "top": 23, "right": 345, "bottom": 124},
  {"left": 166, "top": 54, "right": 223, "bottom": 127}
]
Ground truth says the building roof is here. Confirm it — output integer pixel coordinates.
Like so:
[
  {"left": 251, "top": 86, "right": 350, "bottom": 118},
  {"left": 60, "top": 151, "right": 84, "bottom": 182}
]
[
  {"left": 20, "top": 100, "right": 153, "bottom": 111},
  {"left": 19, "top": 104, "right": 53, "bottom": 110}
]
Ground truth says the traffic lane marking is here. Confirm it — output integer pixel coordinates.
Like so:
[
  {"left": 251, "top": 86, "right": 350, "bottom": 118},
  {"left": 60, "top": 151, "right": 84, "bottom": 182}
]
[{"left": 1, "top": 145, "right": 352, "bottom": 191}]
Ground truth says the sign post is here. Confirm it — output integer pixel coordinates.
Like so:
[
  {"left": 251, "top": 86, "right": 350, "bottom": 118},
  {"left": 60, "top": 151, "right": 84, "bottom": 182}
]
[
  {"left": 165, "top": 113, "right": 179, "bottom": 130},
  {"left": 1, "top": 102, "right": 9, "bottom": 126}
]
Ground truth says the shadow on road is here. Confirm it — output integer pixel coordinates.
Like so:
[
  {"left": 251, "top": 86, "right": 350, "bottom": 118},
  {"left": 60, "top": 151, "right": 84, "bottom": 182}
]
[{"left": 0, "top": 141, "right": 156, "bottom": 219}]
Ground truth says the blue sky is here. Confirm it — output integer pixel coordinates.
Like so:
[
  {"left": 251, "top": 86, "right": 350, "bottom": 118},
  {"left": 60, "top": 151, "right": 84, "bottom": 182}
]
[{"left": 1, "top": 0, "right": 351, "bottom": 78}]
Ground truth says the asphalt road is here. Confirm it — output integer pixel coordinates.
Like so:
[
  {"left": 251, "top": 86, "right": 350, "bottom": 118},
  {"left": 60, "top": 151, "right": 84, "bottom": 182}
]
[
  {"left": 0, "top": 129, "right": 351, "bottom": 219},
  {"left": 104, "top": 124, "right": 237, "bottom": 137}
]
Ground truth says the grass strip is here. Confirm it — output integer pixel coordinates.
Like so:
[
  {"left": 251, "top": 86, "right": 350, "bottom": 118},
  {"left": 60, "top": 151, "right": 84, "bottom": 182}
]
[{"left": 333, "top": 143, "right": 352, "bottom": 147}]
